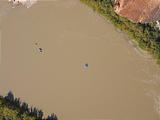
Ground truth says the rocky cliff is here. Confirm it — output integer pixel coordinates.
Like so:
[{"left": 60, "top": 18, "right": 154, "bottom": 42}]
[{"left": 114, "top": 0, "right": 160, "bottom": 23}]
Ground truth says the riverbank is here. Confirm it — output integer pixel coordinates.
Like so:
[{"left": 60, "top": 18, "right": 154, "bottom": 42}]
[
  {"left": 0, "top": 92, "right": 57, "bottom": 120},
  {"left": 80, "top": 0, "right": 160, "bottom": 65},
  {"left": 0, "top": 0, "right": 160, "bottom": 119}
]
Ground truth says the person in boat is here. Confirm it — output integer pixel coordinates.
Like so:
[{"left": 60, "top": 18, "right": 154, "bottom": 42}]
[
  {"left": 39, "top": 48, "right": 43, "bottom": 53},
  {"left": 84, "top": 63, "right": 88, "bottom": 69}
]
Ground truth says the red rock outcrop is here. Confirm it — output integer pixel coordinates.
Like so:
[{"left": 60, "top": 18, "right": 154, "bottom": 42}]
[{"left": 114, "top": 0, "right": 160, "bottom": 23}]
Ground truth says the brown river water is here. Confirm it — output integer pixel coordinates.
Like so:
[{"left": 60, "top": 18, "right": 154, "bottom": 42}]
[{"left": 0, "top": 0, "right": 160, "bottom": 120}]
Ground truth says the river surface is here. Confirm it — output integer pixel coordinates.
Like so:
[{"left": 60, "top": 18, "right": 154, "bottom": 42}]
[{"left": 0, "top": 0, "right": 160, "bottom": 120}]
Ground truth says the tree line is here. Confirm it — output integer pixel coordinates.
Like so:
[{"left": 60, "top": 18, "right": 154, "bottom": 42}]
[{"left": 0, "top": 91, "right": 58, "bottom": 120}]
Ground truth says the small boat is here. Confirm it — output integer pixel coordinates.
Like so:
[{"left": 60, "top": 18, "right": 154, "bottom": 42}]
[
  {"left": 39, "top": 48, "right": 43, "bottom": 53},
  {"left": 84, "top": 63, "right": 88, "bottom": 69}
]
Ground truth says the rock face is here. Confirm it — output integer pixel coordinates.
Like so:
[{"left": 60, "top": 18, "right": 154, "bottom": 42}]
[{"left": 114, "top": 0, "right": 160, "bottom": 23}]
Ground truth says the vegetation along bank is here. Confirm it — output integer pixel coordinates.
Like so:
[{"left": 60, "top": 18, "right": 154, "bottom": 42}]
[{"left": 80, "top": 0, "right": 160, "bottom": 65}]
